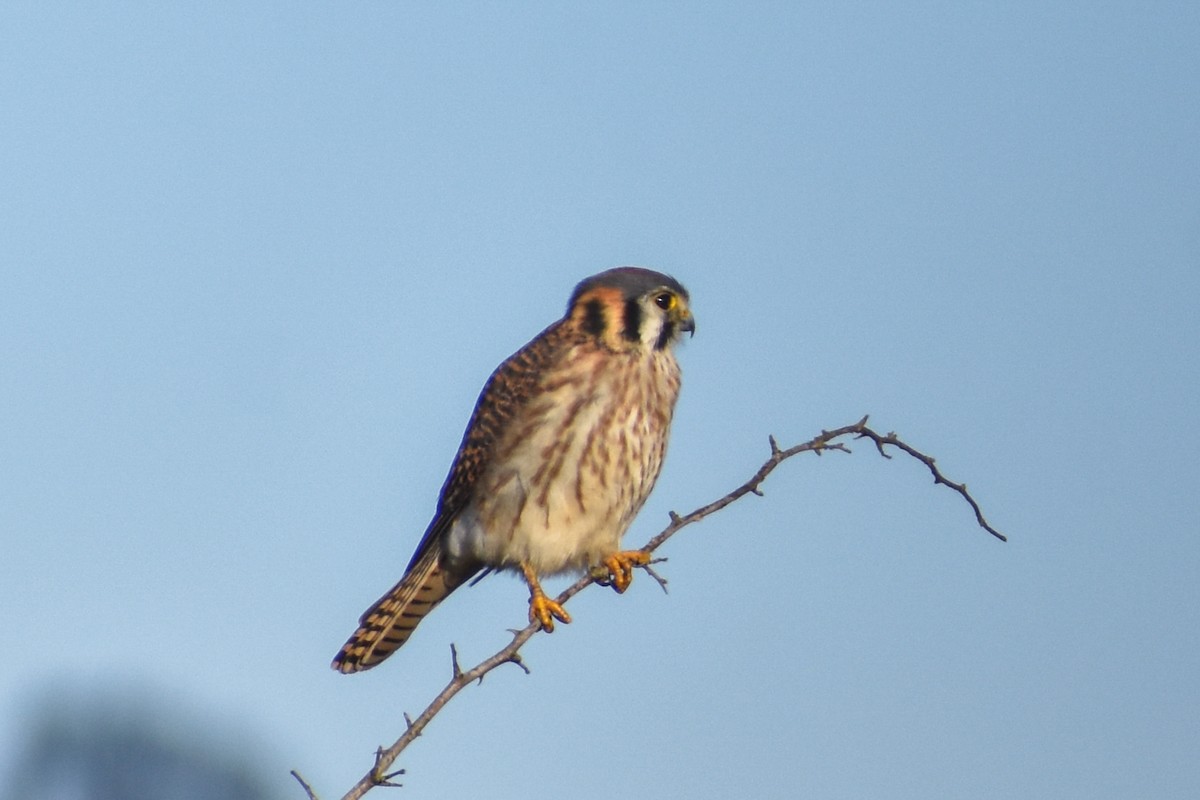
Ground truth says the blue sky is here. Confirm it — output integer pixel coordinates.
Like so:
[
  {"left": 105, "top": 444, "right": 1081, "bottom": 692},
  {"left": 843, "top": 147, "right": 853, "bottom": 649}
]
[{"left": 2, "top": 3, "right": 1198, "bottom": 798}]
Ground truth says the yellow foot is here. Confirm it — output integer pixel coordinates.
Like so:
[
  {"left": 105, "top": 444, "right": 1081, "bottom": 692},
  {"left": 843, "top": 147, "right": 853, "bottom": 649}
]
[
  {"left": 520, "top": 561, "right": 571, "bottom": 632},
  {"left": 597, "top": 550, "right": 652, "bottom": 594},
  {"left": 528, "top": 592, "right": 571, "bottom": 632}
]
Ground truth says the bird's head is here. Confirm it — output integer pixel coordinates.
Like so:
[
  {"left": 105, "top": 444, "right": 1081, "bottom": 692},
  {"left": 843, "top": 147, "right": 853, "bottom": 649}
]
[{"left": 567, "top": 267, "right": 695, "bottom": 353}]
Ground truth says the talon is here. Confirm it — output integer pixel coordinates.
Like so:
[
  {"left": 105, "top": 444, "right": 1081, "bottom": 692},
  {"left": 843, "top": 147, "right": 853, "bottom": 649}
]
[
  {"left": 528, "top": 593, "right": 571, "bottom": 632},
  {"left": 521, "top": 561, "right": 571, "bottom": 632},
  {"left": 600, "top": 550, "right": 652, "bottom": 594}
]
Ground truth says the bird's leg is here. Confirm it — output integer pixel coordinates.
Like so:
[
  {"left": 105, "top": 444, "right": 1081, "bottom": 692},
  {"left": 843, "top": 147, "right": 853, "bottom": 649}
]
[
  {"left": 520, "top": 562, "right": 571, "bottom": 632},
  {"left": 594, "top": 549, "right": 653, "bottom": 594}
]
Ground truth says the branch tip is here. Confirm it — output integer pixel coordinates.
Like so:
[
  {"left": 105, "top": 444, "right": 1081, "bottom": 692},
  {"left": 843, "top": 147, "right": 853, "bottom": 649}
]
[
  {"left": 291, "top": 769, "right": 319, "bottom": 800},
  {"left": 641, "top": 562, "right": 670, "bottom": 594}
]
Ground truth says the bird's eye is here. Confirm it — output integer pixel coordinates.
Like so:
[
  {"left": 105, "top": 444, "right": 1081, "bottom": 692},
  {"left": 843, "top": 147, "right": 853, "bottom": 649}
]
[{"left": 654, "top": 293, "right": 674, "bottom": 310}]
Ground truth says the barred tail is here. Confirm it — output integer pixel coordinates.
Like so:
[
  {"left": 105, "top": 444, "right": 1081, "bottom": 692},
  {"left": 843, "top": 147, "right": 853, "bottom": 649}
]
[{"left": 331, "top": 548, "right": 458, "bottom": 673}]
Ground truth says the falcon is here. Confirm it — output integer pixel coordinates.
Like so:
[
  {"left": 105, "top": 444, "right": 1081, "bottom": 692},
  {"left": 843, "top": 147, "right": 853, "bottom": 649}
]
[{"left": 333, "top": 267, "right": 694, "bottom": 673}]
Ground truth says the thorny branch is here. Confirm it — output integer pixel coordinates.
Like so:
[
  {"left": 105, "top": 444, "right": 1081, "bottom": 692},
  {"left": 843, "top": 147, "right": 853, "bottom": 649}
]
[{"left": 292, "top": 416, "right": 1006, "bottom": 799}]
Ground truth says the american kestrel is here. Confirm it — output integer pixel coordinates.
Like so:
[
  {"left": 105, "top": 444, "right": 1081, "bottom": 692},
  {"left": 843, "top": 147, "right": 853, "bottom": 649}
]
[{"left": 332, "top": 267, "right": 694, "bottom": 673}]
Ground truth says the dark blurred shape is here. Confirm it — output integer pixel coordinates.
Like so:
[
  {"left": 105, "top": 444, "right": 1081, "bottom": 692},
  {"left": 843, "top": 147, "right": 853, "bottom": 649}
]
[{"left": 3, "top": 685, "right": 281, "bottom": 800}]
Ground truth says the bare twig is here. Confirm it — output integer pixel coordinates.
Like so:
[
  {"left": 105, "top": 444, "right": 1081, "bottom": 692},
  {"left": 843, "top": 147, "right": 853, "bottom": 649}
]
[
  {"left": 320, "top": 417, "right": 1005, "bottom": 799},
  {"left": 641, "top": 560, "right": 670, "bottom": 594},
  {"left": 850, "top": 426, "right": 1006, "bottom": 541},
  {"left": 291, "top": 770, "right": 319, "bottom": 800}
]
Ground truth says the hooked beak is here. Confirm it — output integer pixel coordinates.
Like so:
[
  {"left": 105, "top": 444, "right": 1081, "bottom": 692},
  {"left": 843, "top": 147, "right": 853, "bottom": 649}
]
[{"left": 678, "top": 309, "right": 696, "bottom": 337}]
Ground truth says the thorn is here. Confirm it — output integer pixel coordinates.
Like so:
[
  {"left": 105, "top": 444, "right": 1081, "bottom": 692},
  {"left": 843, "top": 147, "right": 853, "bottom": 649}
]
[
  {"left": 371, "top": 748, "right": 405, "bottom": 787},
  {"left": 450, "top": 643, "right": 463, "bottom": 679},
  {"left": 507, "top": 652, "right": 532, "bottom": 675},
  {"left": 768, "top": 434, "right": 781, "bottom": 455},
  {"left": 668, "top": 510, "right": 682, "bottom": 525},
  {"left": 403, "top": 712, "right": 415, "bottom": 732},
  {"left": 642, "top": 562, "right": 670, "bottom": 594},
  {"left": 377, "top": 770, "right": 405, "bottom": 788},
  {"left": 750, "top": 485, "right": 765, "bottom": 497}
]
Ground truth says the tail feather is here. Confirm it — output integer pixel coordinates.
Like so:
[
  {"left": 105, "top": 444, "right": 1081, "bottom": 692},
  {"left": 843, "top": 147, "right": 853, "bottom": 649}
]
[{"left": 332, "top": 548, "right": 460, "bottom": 673}]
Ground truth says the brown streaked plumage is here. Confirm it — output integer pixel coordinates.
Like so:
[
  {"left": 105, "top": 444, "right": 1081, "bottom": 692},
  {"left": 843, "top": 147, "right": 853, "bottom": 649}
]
[{"left": 332, "top": 267, "right": 695, "bottom": 673}]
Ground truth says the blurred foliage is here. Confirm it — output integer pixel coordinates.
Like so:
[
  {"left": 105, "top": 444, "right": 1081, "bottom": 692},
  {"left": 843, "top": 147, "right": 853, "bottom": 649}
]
[{"left": 3, "top": 685, "right": 281, "bottom": 800}]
